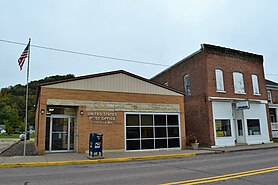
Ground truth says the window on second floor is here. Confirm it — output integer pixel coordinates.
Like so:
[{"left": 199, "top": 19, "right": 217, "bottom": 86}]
[
  {"left": 252, "top": 74, "right": 260, "bottom": 95},
  {"left": 233, "top": 72, "right": 245, "bottom": 94},
  {"left": 184, "top": 74, "right": 191, "bottom": 96},
  {"left": 268, "top": 90, "right": 272, "bottom": 103},
  {"left": 215, "top": 69, "right": 225, "bottom": 92}
]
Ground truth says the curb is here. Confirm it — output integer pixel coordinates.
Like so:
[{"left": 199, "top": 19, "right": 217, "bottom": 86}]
[
  {"left": 222, "top": 145, "right": 278, "bottom": 153},
  {"left": 206, "top": 145, "right": 278, "bottom": 154},
  {"left": 0, "top": 153, "right": 197, "bottom": 168}
]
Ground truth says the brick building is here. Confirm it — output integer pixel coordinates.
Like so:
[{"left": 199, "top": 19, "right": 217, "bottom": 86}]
[
  {"left": 152, "top": 44, "right": 272, "bottom": 147},
  {"left": 266, "top": 79, "right": 278, "bottom": 138},
  {"left": 35, "top": 70, "right": 185, "bottom": 155}
]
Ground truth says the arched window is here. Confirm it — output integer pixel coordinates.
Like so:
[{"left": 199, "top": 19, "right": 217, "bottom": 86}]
[
  {"left": 184, "top": 74, "right": 191, "bottom": 96},
  {"left": 233, "top": 72, "right": 245, "bottom": 94},
  {"left": 215, "top": 69, "right": 224, "bottom": 92},
  {"left": 252, "top": 74, "right": 260, "bottom": 95}
]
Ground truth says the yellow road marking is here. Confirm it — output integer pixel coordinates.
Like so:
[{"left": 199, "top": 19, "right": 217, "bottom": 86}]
[
  {"left": 161, "top": 166, "right": 278, "bottom": 185},
  {"left": 0, "top": 153, "right": 196, "bottom": 168}
]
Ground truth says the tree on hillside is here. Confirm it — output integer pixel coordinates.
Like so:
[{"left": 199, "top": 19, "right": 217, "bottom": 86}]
[
  {"left": 0, "top": 105, "right": 23, "bottom": 134},
  {"left": 0, "top": 74, "right": 75, "bottom": 131}
]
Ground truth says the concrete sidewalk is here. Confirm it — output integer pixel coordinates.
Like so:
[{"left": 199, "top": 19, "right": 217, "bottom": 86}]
[{"left": 0, "top": 143, "right": 278, "bottom": 168}]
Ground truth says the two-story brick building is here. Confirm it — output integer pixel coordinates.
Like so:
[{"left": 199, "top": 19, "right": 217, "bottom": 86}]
[
  {"left": 152, "top": 44, "right": 272, "bottom": 147},
  {"left": 266, "top": 79, "right": 278, "bottom": 138}
]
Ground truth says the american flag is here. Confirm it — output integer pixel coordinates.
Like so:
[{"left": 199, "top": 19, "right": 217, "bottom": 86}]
[{"left": 18, "top": 41, "right": 30, "bottom": 71}]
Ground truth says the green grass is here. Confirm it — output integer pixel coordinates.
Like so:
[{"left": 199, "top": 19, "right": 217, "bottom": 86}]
[
  {"left": 0, "top": 133, "right": 34, "bottom": 139},
  {"left": 273, "top": 139, "right": 278, "bottom": 143}
]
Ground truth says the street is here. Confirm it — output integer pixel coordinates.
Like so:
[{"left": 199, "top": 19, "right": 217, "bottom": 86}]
[{"left": 0, "top": 148, "right": 278, "bottom": 185}]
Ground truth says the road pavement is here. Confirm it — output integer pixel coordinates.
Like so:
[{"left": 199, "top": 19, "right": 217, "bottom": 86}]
[{"left": 0, "top": 148, "right": 277, "bottom": 185}]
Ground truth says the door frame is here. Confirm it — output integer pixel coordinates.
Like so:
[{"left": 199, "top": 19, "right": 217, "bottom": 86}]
[{"left": 48, "top": 114, "right": 74, "bottom": 152}]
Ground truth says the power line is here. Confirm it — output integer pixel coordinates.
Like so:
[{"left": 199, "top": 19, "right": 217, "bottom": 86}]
[
  {"left": 0, "top": 39, "right": 169, "bottom": 67},
  {"left": 265, "top": 74, "right": 278, "bottom": 76}
]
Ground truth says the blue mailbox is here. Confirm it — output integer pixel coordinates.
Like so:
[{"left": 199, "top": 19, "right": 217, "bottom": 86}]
[{"left": 89, "top": 133, "right": 103, "bottom": 157}]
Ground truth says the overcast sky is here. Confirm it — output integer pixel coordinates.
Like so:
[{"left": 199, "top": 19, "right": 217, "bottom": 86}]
[{"left": 1, "top": 0, "right": 278, "bottom": 88}]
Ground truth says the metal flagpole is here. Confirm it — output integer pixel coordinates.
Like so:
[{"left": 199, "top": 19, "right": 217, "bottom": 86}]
[{"left": 23, "top": 38, "right": 31, "bottom": 157}]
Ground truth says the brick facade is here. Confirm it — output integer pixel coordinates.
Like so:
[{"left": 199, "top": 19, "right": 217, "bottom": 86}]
[
  {"left": 270, "top": 89, "right": 278, "bottom": 104},
  {"left": 152, "top": 44, "right": 272, "bottom": 146},
  {"left": 35, "top": 87, "right": 185, "bottom": 155}
]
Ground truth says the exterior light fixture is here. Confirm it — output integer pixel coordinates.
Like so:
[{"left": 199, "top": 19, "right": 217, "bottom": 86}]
[
  {"left": 80, "top": 110, "right": 84, "bottom": 115},
  {"left": 41, "top": 109, "right": 45, "bottom": 114}
]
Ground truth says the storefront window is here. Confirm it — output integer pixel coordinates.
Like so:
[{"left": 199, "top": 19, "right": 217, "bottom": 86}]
[
  {"left": 126, "top": 113, "right": 180, "bottom": 151},
  {"left": 215, "top": 119, "right": 231, "bottom": 137},
  {"left": 247, "top": 119, "right": 261, "bottom": 135},
  {"left": 126, "top": 114, "right": 139, "bottom": 126}
]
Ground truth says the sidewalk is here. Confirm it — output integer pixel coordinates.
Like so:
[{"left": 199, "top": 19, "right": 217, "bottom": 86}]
[{"left": 0, "top": 143, "right": 278, "bottom": 168}]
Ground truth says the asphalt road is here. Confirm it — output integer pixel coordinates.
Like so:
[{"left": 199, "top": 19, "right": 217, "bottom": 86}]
[{"left": 0, "top": 148, "right": 278, "bottom": 185}]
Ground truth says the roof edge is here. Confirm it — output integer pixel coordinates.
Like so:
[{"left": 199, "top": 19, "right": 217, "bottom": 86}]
[
  {"left": 201, "top": 43, "right": 264, "bottom": 63},
  {"left": 39, "top": 70, "right": 185, "bottom": 96},
  {"left": 151, "top": 49, "right": 202, "bottom": 80}
]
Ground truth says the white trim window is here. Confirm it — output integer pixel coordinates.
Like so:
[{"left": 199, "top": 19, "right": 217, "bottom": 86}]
[
  {"left": 184, "top": 74, "right": 191, "bottom": 96},
  {"left": 215, "top": 119, "right": 232, "bottom": 137},
  {"left": 247, "top": 119, "right": 261, "bottom": 135},
  {"left": 233, "top": 72, "right": 245, "bottom": 94},
  {"left": 125, "top": 113, "right": 180, "bottom": 151},
  {"left": 215, "top": 69, "right": 225, "bottom": 92},
  {"left": 268, "top": 90, "right": 272, "bottom": 103},
  {"left": 251, "top": 74, "right": 260, "bottom": 95}
]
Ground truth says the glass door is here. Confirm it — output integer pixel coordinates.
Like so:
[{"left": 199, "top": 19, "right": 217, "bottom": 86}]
[
  {"left": 236, "top": 119, "right": 245, "bottom": 143},
  {"left": 48, "top": 116, "right": 74, "bottom": 152},
  {"left": 51, "top": 118, "right": 69, "bottom": 151}
]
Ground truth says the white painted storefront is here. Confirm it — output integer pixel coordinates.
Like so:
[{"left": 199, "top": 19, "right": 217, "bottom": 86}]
[{"left": 212, "top": 100, "right": 270, "bottom": 147}]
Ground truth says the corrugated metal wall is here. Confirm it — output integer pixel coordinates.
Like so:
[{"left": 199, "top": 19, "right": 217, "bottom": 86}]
[{"left": 44, "top": 73, "right": 181, "bottom": 96}]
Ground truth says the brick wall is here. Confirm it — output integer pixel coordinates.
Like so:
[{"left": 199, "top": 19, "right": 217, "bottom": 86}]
[
  {"left": 152, "top": 47, "right": 270, "bottom": 146},
  {"left": 206, "top": 53, "right": 268, "bottom": 100},
  {"left": 152, "top": 51, "right": 213, "bottom": 146},
  {"left": 36, "top": 88, "right": 185, "bottom": 155},
  {"left": 270, "top": 89, "right": 278, "bottom": 104}
]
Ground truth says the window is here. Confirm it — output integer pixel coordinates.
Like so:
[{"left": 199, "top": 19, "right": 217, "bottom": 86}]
[
  {"left": 247, "top": 119, "right": 261, "bottom": 135},
  {"left": 252, "top": 75, "right": 260, "bottom": 95},
  {"left": 268, "top": 91, "right": 272, "bottom": 103},
  {"left": 215, "top": 69, "right": 225, "bottom": 92},
  {"left": 125, "top": 113, "right": 180, "bottom": 150},
  {"left": 163, "top": 81, "right": 169, "bottom": 86},
  {"left": 215, "top": 119, "right": 231, "bottom": 137},
  {"left": 184, "top": 74, "right": 191, "bottom": 96},
  {"left": 270, "top": 108, "right": 277, "bottom": 123},
  {"left": 233, "top": 72, "right": 245, "bottom": 94}
]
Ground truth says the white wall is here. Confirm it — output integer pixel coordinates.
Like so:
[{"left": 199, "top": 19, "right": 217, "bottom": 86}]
[
  {"left": 243, "top": 103, "right": 270, "bottom": 144},
  {"left": 212, "top": 101, "right": 235, "bottom": 147}
]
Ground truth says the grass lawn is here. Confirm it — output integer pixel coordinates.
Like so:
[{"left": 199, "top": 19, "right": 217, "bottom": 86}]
[
  {"left": 0, "top": 133, "right": 34, "bottom": 139},
  {"left": 273, "top": 139, "right": 278, "bottom": 143}
]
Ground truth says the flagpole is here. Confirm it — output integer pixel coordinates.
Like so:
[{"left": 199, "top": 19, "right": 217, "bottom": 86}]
[{"left": 23, "top": 38, "right": 31, "bottom": 157}]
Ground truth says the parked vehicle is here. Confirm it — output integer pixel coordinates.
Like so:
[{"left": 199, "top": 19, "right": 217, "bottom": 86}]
[
  {"left": 0, "top": 129, "right": 6, "bottom": 134},
  {"left": 19, "top": 132, "right": 30, "bottom": 141}
]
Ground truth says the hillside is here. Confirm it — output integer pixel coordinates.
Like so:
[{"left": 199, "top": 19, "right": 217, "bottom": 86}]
[{"left": 0, "top": 74, "right": 74, "bottom": 133}]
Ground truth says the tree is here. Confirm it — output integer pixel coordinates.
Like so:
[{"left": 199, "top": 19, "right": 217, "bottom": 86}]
[
  {"left": 0, "top": 105, "right": 23, "bottom": 134},
  {"left": 0, "top": 74, "right": 75, "bottom": 131}
]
